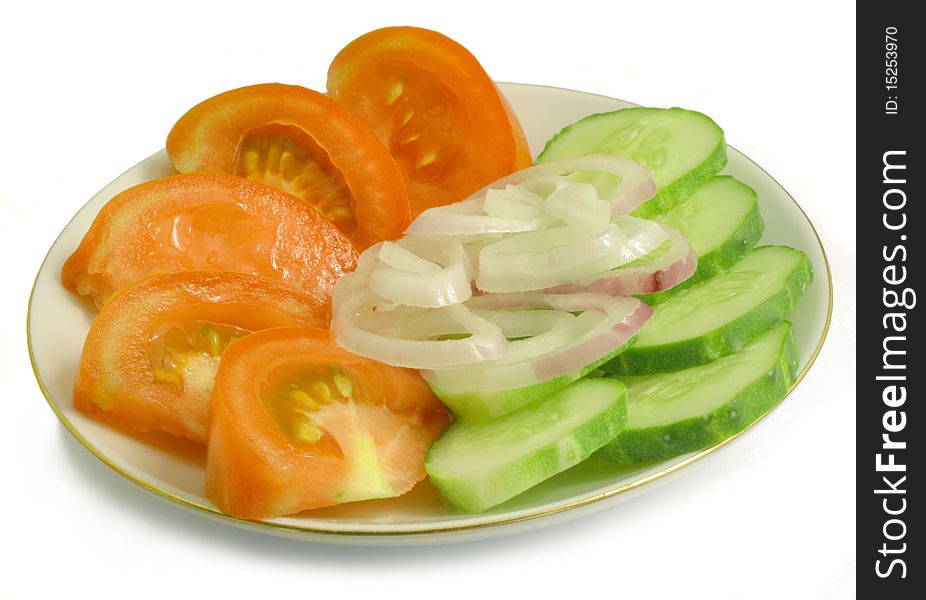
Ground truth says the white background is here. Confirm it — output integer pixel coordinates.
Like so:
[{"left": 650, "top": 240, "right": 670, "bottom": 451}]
[{"left": 1, "top": 1, "right": 855, "bottom": 598}]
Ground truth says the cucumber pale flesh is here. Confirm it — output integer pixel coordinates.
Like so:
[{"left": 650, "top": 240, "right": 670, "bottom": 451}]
[
  {"left": 598, "top": 322, "right": 799, "bottom": 463},
  {"left": 429, "top": 334, "right": 637, "bottom": 421},
  {"left": 641, "top": 176, "right": 764, "bottom": 304},
  {"left": 537, "top": 107, "right": 726, "bottom": 218},
  {"left": 606, "top": 245, "right": 812, "bottom": 375},
  {"left": 426, "top": 378, "right": 627, "bottom": 513}
]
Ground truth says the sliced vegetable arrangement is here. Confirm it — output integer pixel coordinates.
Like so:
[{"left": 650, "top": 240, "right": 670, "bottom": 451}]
[
  {"left": 60, "top": 25, "right": 814, "bottom": 521},
  {"left": 330, "top": 156, "right": 683, "bottom": 432}
]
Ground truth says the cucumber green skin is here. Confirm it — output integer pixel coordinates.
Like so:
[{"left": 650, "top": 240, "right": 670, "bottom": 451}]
[
  {"left": 632, "top": 139, "right": 726, "bottom": 218},
  {"left": 430, "top": 334, "right": 638, "bottom": 421},
  {"left": 427, "top": 380, "right": 628, "bottom": 513},
  {"left": 640, "top": 178, "right": 765, "bottom": 304},
  {"left": 597, "top": 325, "right": 799, "bottom": 463},
  {"left": 605, "top": 247, "right": 812, "bottom": 375},
  {"left": 537, "top": 107, "right": 728, "bottom": 219}
]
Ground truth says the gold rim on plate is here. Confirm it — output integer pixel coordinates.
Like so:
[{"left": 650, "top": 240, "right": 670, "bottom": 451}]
[{"left": 27, "top": 84, "right": 834, "bottom": 539}]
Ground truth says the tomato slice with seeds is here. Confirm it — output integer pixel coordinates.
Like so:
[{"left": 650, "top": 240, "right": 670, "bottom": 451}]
[
  {"left": 62, "top": 172, "right": 358, "bottom": 308},
  {"left": 327, "top": 26, "right": 532, "bottom": 217},
  {"left": 206, "top": 326, "right": 451, "bottom": 518},
  {"left": 166, "top": 83, "right": 410, "bottom": 249},
  {"left": 74, "top": 271, "right": 328, "bottom": 443}
]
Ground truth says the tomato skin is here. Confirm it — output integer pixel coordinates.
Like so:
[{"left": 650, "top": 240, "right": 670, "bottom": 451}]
[
  {"left": 166, "top": 83, "right": 410, "bottom": 249},
  {"left": 62, "top": 172, "right": 358, "bottom": 308},
  {"left": 206, "top": 326, "right": 451, "bottom": 519},
  {"left": 327, "top": 26, "right": 532, "bottom": 217},
  {"left": 74, "top": 271, "right": 328, "bottom": 443}
]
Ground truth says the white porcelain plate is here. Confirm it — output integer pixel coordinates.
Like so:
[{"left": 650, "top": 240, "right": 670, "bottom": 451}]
[{"left": 28, "top": 83, "right": 832, "bottom": 544}]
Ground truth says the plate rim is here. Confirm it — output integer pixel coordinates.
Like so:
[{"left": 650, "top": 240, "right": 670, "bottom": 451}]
[{"left": 26, "top": 82, "right": 834, "bottom": 539}]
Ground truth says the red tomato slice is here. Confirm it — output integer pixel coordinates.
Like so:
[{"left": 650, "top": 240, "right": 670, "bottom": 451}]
[
  {"left": 327, "top": 26, "right": 532, "bottom": 217},
  {"left": 206, "top": 326, "right": 451, "bottom": 518},
  {"left": 166, "top": 84, "right": 410, "bottom": 249},
  {"left": 62, "top": 172, "right": 358, "bottom": 308},
  {"left": 74, "top": 271, "right": 328, "bottom": 443}
]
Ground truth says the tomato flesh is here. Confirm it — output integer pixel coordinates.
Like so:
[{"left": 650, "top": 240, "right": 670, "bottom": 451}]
[
  {"left": 148, "top": 321, "right": 248, "bottom": 388},
  {"left": 206, "top": 327, "right": 452, "bottom": 518},
  {"left": 261, "top": 363, "right": 355, "bottom": 451},
  {"left": 234, "top": 123, "right": 356, "bottom": 235},
  {"left": 148, "top": 202, "right": 277, "bottom": 272},
  {"left": 360, "top": 66, "right": 468, "bottom": 185},
  {"left": 166, "top": 84, "right": 410, "bottom": 249},
  {"left": 327, "top": 26, "right": 532, "bottom": 217},
  {"left": 62, "top": 172, "right": 358, "bottom": 308},
  {"left": 74, "top": 272, "right": 329, "bottom": 443}
]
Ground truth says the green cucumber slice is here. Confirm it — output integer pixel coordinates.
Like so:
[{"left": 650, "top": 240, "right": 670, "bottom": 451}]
[
  {"left": 640, "top": 176, "right": 764, "bottom": 304},
  {"left": 537, "top": 107, "right": 727, "bottom": 218},
  {"left": 429, "top": 334, "right": 637, "bottom": 421},
  {"left": 426, "top": 378, "right": 627, "bottom": 512},
  {"left": 598, "top": 322, "right": 799, "bottom": 463},
  {"left": 605, "top": 246, "right": 812, "bottom": 375}
]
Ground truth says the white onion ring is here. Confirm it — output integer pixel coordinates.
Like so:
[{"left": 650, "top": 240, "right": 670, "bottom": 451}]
[
  {"left": 545, "top": 182, "right": 611, "bottom": 228},
  {"left": 331, "top": 156, "right": 674, "bottom": 376},
  {"left": 476, "top": 217, "right": 667, "bottom": 293},
  {"left": 543, "top": 224, "right": 697, "bottom": 296},
  {"left": 471, "top": 155, "right": 656, "bottom": 216},
  {"left": 483, "top": 186, "right": 547, "bottom": 218},
  {"left": 405, "top": 155, "right": 655, "bottom": 237},
  {"left": 471, "top": 308, "right": 583, "bottom": 364},
  {"left": 423, "top": 293, "right": 652, "bottom": 391},
  {"left": 332, "top": 292, "right": 508, "bottom": 369},
  {"left": 369, "top": 238, "right": 472, "bottom": 308},
  {"left": 476, "top": 224, "right": 627, "bottom": 292},
  {"left": 405, "top": 195, "right": 552, "bottom": 237},
  {"left": 378, "top": 241, "right": 440, "bottom": 273}
]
